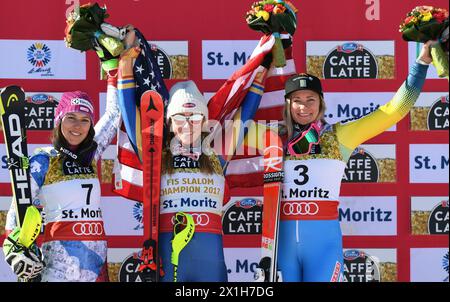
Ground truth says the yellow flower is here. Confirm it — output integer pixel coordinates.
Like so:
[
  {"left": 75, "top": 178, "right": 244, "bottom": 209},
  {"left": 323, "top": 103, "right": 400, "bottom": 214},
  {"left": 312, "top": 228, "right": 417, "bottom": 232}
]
[
  {"left": 256, "top": 10, "right": 270, "bottom": 21},
  {"left": 421, "top": 12, "right": 432, "bottom": 22}
]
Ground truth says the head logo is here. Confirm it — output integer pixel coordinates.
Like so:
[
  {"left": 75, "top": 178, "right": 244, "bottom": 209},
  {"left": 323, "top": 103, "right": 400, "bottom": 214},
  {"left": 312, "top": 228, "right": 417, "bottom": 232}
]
[
  {"left": 132, "top": 202, "right": 144, "bottom": 230},
  {"left": 343, "top": 249, "right": 381, "bottom": 282},
  {"left": 323, "top": 43, "right": 378, "bottom": 79},
  {"left": 343, "top": 147, "right": 380, "bottom": 182},
  {"left": 427, "top": 200, "right": 449, "bottom": 234},
  {"left": 27, "top": 43, "right": 51, "bottom": 67},
  {"left": 427, "top": 95, "right": 449, "bottom": 130}
]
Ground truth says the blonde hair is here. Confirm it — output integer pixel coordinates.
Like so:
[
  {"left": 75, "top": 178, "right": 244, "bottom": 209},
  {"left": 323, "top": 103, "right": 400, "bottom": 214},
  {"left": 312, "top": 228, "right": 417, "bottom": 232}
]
[{"left": 283, "top": 94, "right": 327, "bottom": 139}]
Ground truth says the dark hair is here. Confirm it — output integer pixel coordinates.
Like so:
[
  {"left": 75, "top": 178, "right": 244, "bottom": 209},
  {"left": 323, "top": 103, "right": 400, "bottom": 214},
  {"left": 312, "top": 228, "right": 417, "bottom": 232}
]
[{"left": 51, "top": 123, "right": 97, "bottom": 166}]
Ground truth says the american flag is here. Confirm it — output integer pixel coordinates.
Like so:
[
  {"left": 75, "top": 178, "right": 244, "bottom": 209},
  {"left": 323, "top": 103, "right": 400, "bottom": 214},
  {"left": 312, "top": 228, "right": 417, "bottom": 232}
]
[
  {"left": 222, "top": 40, "right": 296, "bottom": 188},
  {"left": 113, "top": 29, "right": 168, "bottom": 201},
  {"left": 113, "top": 33, "right": 296, "bottom": 201}
]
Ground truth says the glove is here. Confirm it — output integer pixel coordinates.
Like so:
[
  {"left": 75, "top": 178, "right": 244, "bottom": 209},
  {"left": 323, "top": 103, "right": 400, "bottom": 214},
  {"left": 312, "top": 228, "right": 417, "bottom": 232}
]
[{"left": 3, "top": 227, "right": 44, "bottom": 281}]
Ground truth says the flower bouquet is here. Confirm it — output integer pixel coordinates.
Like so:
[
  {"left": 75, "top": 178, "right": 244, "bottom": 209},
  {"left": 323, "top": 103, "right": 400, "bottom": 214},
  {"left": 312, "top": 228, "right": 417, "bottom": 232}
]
[
  {"left": 64, "top": 2, "right": 128, "bottom": 75},
  {"left": 399, "top": 6, "right": 449, "bottom": 78},
  {"left": 246, "top": 1, "right": 298, "bottom": 67}
]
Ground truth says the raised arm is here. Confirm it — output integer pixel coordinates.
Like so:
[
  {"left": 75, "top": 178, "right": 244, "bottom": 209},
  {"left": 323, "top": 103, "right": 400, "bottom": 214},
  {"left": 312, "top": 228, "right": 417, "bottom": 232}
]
[{"left": 336, "top": 41, "right": 433, "bottom": 158}]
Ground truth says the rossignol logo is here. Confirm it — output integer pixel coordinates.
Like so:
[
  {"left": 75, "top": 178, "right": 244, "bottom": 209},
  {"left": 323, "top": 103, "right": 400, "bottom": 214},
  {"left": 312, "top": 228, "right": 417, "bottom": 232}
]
[
  {"left": 343, "top": 250, "right": 381, "bottom": 282},
  {"left": 222, "top": 198, "right": 262, "bottom": 234},
  {"left": 323, "top": 43, "right": 378, "bottom": 79},
  {"left": 27, "top": 43, "right": 53, "bottom": 76},
  {"left": 427, "top": 95, "right": 449, "bottom": 130},
  {"left": 428, "top": 200, "right": 449, "bottom": 234},
  {"left": 343, "top": 147, "right": 379, "bottom": 182}
]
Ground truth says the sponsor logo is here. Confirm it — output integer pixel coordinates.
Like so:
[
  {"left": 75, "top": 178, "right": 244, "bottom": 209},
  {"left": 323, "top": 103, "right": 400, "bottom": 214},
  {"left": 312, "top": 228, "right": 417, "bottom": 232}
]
[
  {"left": 171, "top": 213, "right": 210, "bottom": 227},
  {"left": 27, "top": 42, "right": 53, "bottom": 76},
  {"left": 443, "top": 252, "right": 449, "bottom": 282},
  {"left": 343, "top": 147, "right": 379, "bottom": 182},
  {"left": 2, "top": 95, "right": 32, "bottom": 205},
  {"left": 330, "top": 261, "right": 342, "bottom": 282},
  {"left": 182, "top": 102, "right": 196, "bottom": 108},
  {"left": 236, "top": 198, "right": 262, "bottom": 209},
  {"left": 118, "top": 254, "right": 148, "bottom": 282},
  {"left": 427, "top": 95, "right": 449, "bottom": 130},
  {"left": 26, "top": 94, "right": 56, "bottom": 105},
  {"left": 413, "top": 154, "right": 449, "bottom": 170},
  {"left": 282, "top": 201, "right": 319, "bottom": 216},
  {"left": 150, "top": 43, "right": 172, "bottom": 79},
  {"left": 132, "top": 202, "right": 144, "bottom": 230},
  {"left": 62, "top": 159, "right": 94, "bottom": 176},
  {"left": 222, "top": 198, "right": 262, "bottom": 234},
  {"left": 234, "top": 259, "right": 259, "bottom": 274},
  {"left": 72, "top": 222, "right": 104, "bottom": 236},
  {"left": 339, "top": 207, "right": 392, "bottom": 222},
  {"left": 323, "top": 43, "right": 378, "bottom": 79},
  {"left": 70, "top": 98, "right": 94, "bottom": 112},
  {"left": 24, "top": 94, "right": 58, "bottom": 130},
  {"left": 202, "top": 40, "right": 257, "bottom": 79},
  {"left": 334, "top": 102, "right": 381, "bottom": 122},
  {"left": 343, "top": 250, "right": 381, "bottom": 282},
  {"left": 27, "top": 43, "right": 51, "bottom": 67},
  {"left": 428, "top": 200, "right": 449, "bottom": 234}
]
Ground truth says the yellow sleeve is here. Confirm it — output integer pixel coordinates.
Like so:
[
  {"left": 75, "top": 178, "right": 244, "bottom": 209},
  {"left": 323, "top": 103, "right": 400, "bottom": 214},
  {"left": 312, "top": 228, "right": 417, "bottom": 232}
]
[{"left": 336, "top": 63, "right": 428, "bottom": 154}]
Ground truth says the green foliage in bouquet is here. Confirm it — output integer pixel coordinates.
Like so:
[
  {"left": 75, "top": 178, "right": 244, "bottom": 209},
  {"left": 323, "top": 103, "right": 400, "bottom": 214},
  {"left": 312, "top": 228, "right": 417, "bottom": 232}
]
[
  {"left": 246, "top": 1, "right": 298, "bottom": 67},
  {"left": 64, "top": 2, "right": 127, "bottom": 77},
  {"left": 400, "top": 6, "right": 449, "bottom": 79},
  {"left": 400, "top": 6, "right": 448, "bottom": 43}
]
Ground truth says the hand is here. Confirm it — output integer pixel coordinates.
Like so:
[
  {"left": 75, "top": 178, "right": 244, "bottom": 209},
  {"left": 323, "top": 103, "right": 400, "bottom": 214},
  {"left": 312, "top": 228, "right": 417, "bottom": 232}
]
[
  {"left": 4, "top": 242, "right": 44, "bottom": 281},
  {"left": 417, "top": 40, "right": 437, "bottom": 64},
  {"left": 261, "top": 37, "right": 292, "bottom": 69},
  {"left": 123, "top": 26, "right": 138, "bottom": 50}
]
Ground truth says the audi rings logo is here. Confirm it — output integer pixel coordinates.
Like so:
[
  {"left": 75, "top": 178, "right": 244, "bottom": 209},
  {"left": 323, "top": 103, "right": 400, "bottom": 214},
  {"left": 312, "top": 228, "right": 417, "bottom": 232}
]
[
  {"left": 72, "top": 222, "right": 104, "bottom": 236},
  {"left": 171, "top": 213, "right": 210, "bottom": 226},
  {"left": 283, "top": 202, "right": 319, "bottom": 216}
]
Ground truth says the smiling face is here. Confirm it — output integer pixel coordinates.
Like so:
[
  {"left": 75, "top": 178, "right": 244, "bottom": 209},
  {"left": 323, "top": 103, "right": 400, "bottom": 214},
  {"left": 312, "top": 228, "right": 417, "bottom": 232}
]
[
  {"left": 289, "top": 90, "right": 322, "bottom": 125},
  {"left": 60, "top": 112, "right": 92, "bottom": 146},
  {"left": 170, "top": 112, "right": 204, "bottom": 147}
]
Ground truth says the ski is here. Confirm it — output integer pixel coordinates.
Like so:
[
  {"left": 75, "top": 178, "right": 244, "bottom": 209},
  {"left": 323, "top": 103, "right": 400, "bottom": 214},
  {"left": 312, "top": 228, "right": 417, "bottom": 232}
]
[
  {"left": 1, "top": 86, "right": 43, "bottom": 282},
  {"left": 138, "top": 90, "right": 165, "bottom": 281},
  {"left": 0, "top": 86, "right": 33, "bottom": 227},
  {"left": 255, "top": 128, "right": 284, "bottom": 282}
]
